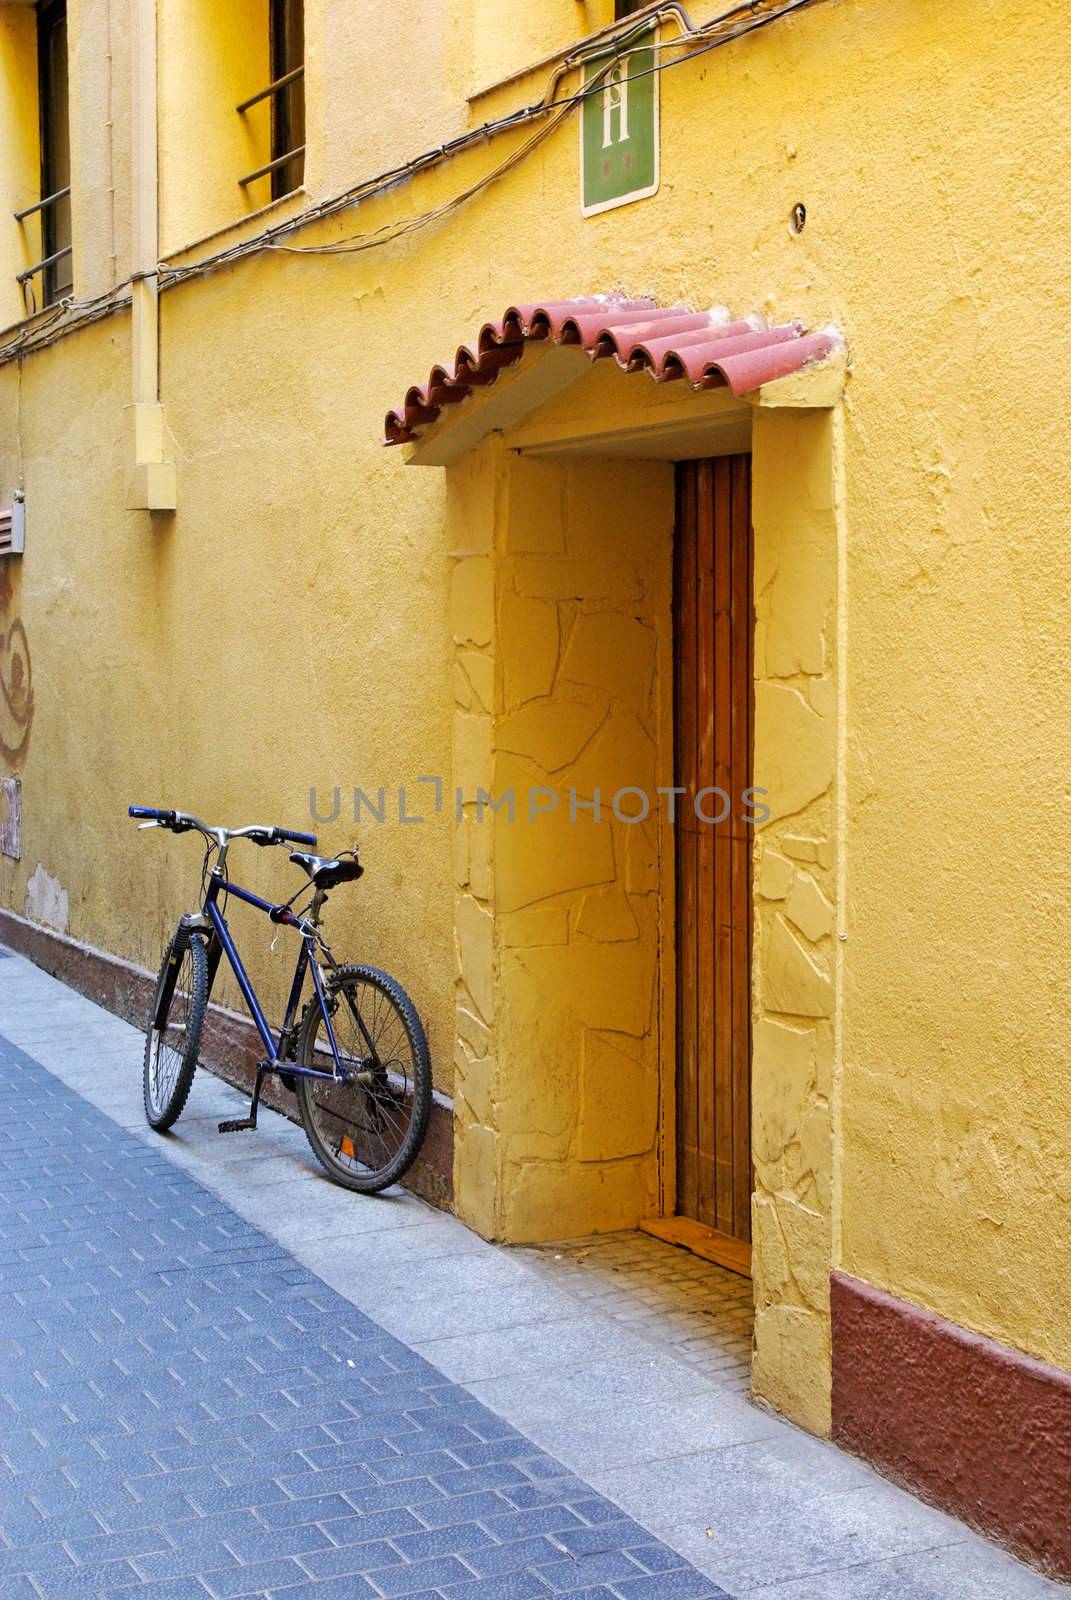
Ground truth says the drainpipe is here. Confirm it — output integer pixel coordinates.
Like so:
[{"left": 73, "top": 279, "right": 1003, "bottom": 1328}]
[{"left": 127, "top": 0, "right": 176, "bottom": 511}]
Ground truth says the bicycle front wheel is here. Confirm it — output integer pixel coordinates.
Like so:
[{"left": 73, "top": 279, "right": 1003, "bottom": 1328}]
[
  {"left": 295, "top": 964, "right": 431, "bottom": 1193},
  {"left": 143, "top": 931, "right": 207, "bottom": 1130}
]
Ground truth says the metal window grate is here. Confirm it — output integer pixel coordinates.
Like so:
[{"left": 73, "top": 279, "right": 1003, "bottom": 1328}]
[
  {"left": 236, "top": 64, "right": 303, "bottom": 116},
  {"left": 238, "top": 144, "right": 306, "bottom": 189},
  {"left": 15, "top": 239, "right": 72, "bottom": 287},
  {"left": 14, "top": 184, "right": 70, "bottom": 225},
  {"left": 237, "top": 0, "right": 304, "bottom": 198},
  {"left": 35, "top": 0, "right": 73, "bottom": 306}
]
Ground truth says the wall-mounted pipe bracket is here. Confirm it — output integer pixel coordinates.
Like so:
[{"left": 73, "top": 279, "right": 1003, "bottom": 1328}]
[{"left": 127, "top": 0, "right": 176, "bottom": 513}]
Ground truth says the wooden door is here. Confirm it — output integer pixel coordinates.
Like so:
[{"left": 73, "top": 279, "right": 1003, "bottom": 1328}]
[{"left": 674, "top": 455, "right": 753, "bottom": 1244}]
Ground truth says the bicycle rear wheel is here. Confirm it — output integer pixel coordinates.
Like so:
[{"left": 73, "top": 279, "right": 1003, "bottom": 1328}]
[
  {"left": 295, "top": 964, "right": 431, "bottom": 1193},
  {"left": 143, "top": 931, "right": 207, "bottom": 1130}
]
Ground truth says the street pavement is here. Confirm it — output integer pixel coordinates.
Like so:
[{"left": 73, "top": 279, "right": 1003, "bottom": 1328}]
[{"left": 0, "top": 949, "right": 1064, "bottom": 1600}]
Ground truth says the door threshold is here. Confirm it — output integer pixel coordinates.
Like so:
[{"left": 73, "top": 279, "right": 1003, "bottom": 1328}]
[{"left": 640, "top": 1216, "right": 752, "bottom": 1280}]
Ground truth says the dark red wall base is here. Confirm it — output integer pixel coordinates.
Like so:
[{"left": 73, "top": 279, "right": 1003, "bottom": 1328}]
[
  {"left": 0, "top": 907, "right": 453, "bottom": 1211},
  {"left": 831, "top": 1269, "right": 1071, "bottom": 1583}
]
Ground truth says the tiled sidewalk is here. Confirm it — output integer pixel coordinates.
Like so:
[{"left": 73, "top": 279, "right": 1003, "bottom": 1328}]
[
  {"left": 0, "top": 950, "right": 1064, "bottom": 1599},
  {"left": 0, "top": 1027, "right": 720, "bottom": 1600},
  {"left": 518, "top": 1234, "right": 753, "bottom": 1394}
]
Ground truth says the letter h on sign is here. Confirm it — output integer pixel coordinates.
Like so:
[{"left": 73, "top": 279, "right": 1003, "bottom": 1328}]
[
  {"left": 602, "top": 62, "right": 630, "bottom": 147},
  {"left": 581, "top": 25, "right": 660, "bottom": 217}
]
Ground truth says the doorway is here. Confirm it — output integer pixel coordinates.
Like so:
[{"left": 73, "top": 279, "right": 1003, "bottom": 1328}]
[{"left": 672, "top": 454, "right": 754, "bottom": 1255}]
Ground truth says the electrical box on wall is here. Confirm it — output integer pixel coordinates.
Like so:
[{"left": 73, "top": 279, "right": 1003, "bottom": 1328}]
[{"left": 0, "top": 494, "right": 26, "bottom": 556}]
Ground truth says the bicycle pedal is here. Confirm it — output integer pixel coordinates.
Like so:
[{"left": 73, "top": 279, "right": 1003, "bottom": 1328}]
[{"left": 217, "top": 1118, "right": 257, "bottom": 1134}]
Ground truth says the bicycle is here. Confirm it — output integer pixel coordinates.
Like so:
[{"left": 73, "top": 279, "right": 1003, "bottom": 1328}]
[{"left": 128, "top": 805, "right": 432, "bottom": 1193}]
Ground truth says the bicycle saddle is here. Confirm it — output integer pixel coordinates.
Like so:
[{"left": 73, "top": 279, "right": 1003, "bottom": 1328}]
[{"left": 288, "top": 850, "right": 364, "bottom": 888}]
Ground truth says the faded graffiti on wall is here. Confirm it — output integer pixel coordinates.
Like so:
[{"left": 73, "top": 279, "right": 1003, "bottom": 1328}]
[{"left": 0, "top": 565, "right": 33, "bottom": 765}]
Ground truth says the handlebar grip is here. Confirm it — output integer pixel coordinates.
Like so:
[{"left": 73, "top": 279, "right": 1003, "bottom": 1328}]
[
  {"left": 249, "top": 826, "right": 317, "bottom": 848},
  {"left": 277, "top": 827, "right": 317, "bottom": 847},
  {"left": 129, "top": 806, "right": 176, "bottom": 823}
]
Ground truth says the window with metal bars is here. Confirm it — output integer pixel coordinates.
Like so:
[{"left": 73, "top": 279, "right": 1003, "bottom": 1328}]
[
  {"left": 15, "top": 0, "right": 73, "bottom": 309},
  {"left": 237, "top": 0, "right": 305, "bottom": 198}
]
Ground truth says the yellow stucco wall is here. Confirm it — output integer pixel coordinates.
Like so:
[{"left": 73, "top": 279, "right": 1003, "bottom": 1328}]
[
  {"left": 2, "top": 0, "right": 1070, "bottom": 1433},
  {"left": 750, "top": 404, "right": 840, "bottom": 1434}
]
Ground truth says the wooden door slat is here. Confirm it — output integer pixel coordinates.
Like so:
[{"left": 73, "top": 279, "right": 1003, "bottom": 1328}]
[
  {"left": 711, "top": 458, "right": 735, "bottom": 1235},
  {"left": 729, "top": 454, "right": 754, "bottom": 1241},
  {"left": 674, "top": 463, "right": 699, "bottom": 1222},
  {"left": 695, "top": 461, "right": 717, "bottom": 1229}
]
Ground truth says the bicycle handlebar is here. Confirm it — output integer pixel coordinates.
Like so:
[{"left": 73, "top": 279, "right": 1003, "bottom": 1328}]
[
  {"left": 249, "top": 825, "right": 319, "bottom": 848},
  {"left": 128, "top": 806, "right": 317, "bottom": 849}
]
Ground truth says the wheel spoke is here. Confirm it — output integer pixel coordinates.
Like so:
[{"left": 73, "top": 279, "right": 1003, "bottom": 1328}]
[
  {"left": 300, "top": 972, "right": 427, "bottom": 1186},
  {"left": 144, "top": 939, "right": 204, "bottom": 1129}
]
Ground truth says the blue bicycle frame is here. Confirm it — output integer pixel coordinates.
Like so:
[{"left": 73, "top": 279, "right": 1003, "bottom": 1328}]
[{"left": 202, "top": 872, "right": 345, "bottom": 1086}]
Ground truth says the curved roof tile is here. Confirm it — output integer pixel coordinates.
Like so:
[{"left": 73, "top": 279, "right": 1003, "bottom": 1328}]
[{"left": 384, "top": 295, "right": 845, "bottom": 446}]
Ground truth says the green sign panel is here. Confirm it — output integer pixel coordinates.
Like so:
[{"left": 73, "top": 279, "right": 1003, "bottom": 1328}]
[{"left": 580, "top": 26, "right": 660, "bottom": 217}]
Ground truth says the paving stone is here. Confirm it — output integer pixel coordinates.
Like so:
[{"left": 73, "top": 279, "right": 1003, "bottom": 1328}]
[
  {"left": 220, "top": 1522, "right": 333, "bottom": 1561},
  {"left": 431, "top": 1461, "right": 533, "bottom": 1497},
  {"left": 614, "top": 1572, "right": 727, "bottom": 1599},
  {"left": 200, "top": 1556, "right": 307, "bottom": 1596},
  {"left": 131, "top": 1540, "right": 239, "bottom": 1581},
  {"left": 163, "top": 1509, "right": 268, "bottom": 1548},
  {"left": 0, "top": 1544, "right": 80, "bottom": 1579},
  {"left": 390, "top": 1520, "right": 496, "bottom": 1562},
  {"left": 438, "top": 1572, "right": 554, "bottom": 1599},
  {"left": 412, "top": 1489, "right": 517, "bottom": 1528},
  {"left": 462, "top": 1535, "right": 570, "bottom": 1577},
  {"left": 534, "top": 1548, "right": 645, "bottom": 1589},
  {"left": 30, "top": 1560, "right": 143, "bottom": 1597},
  {"left": 480, "top": 1506, "right": 586, "bottom": 1542},
  {"left": 465, "top": 1354, "right": 719, "bottom": 1427},
  {"left": 314, "top": 1506, "right": 424, "bottom": 1543},
  {"left": 407, "top": 1317, "right": 665, "bottom": 1386},
  {"left": 370, "top": 1552, "right": 480, "bottom": 1592},
  {"left": 554, "top": 1521, "right": 646, "bottom": 1557},
  {"left": 97, "top": 1583, "right": 213, "bottom": 1600},
  {"left": 261, "top": 1576, "right": 377, "bottom": 1600},
  {"left": 626, "top": 1540, "right": 693, "bottom": 1573},
  {"left": 731, "top": 1538, "right": 1067, "bottom": 1597},
  {"left": 512, "top": 1389, "right": 777, "bottom": 1478},
  {"left": 295, "top": 1535, "right": 403, "bottom": 1578},
  {"left": 65, "top": 1525, "right": 173, "bottom": 1562}
]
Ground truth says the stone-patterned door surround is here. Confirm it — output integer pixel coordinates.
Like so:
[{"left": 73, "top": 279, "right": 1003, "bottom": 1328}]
[{"left": 417, "top": 350, "right": 846, "bottom": 1434}]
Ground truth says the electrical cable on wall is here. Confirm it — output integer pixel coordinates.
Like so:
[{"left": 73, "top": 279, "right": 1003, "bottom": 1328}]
[
  {"left": 0, "top": 0, "right": 827, "bottom": 367},
  {"left": 266, "top": 0, "right": 822, "bottom": 264}
]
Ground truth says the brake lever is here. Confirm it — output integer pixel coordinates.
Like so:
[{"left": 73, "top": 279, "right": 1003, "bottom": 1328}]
[{"left": 137, "top": 820, "right": 162, "bottom": 830}]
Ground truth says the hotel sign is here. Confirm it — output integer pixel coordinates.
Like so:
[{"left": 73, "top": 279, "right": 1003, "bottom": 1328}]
[{"left": 580, "top": 25, "right": 660, "bottom": 217}]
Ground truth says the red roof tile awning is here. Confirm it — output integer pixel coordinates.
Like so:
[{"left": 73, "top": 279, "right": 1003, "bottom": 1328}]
[{"left": 383, "top": 296, "right": 845, "bottom": 447}]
